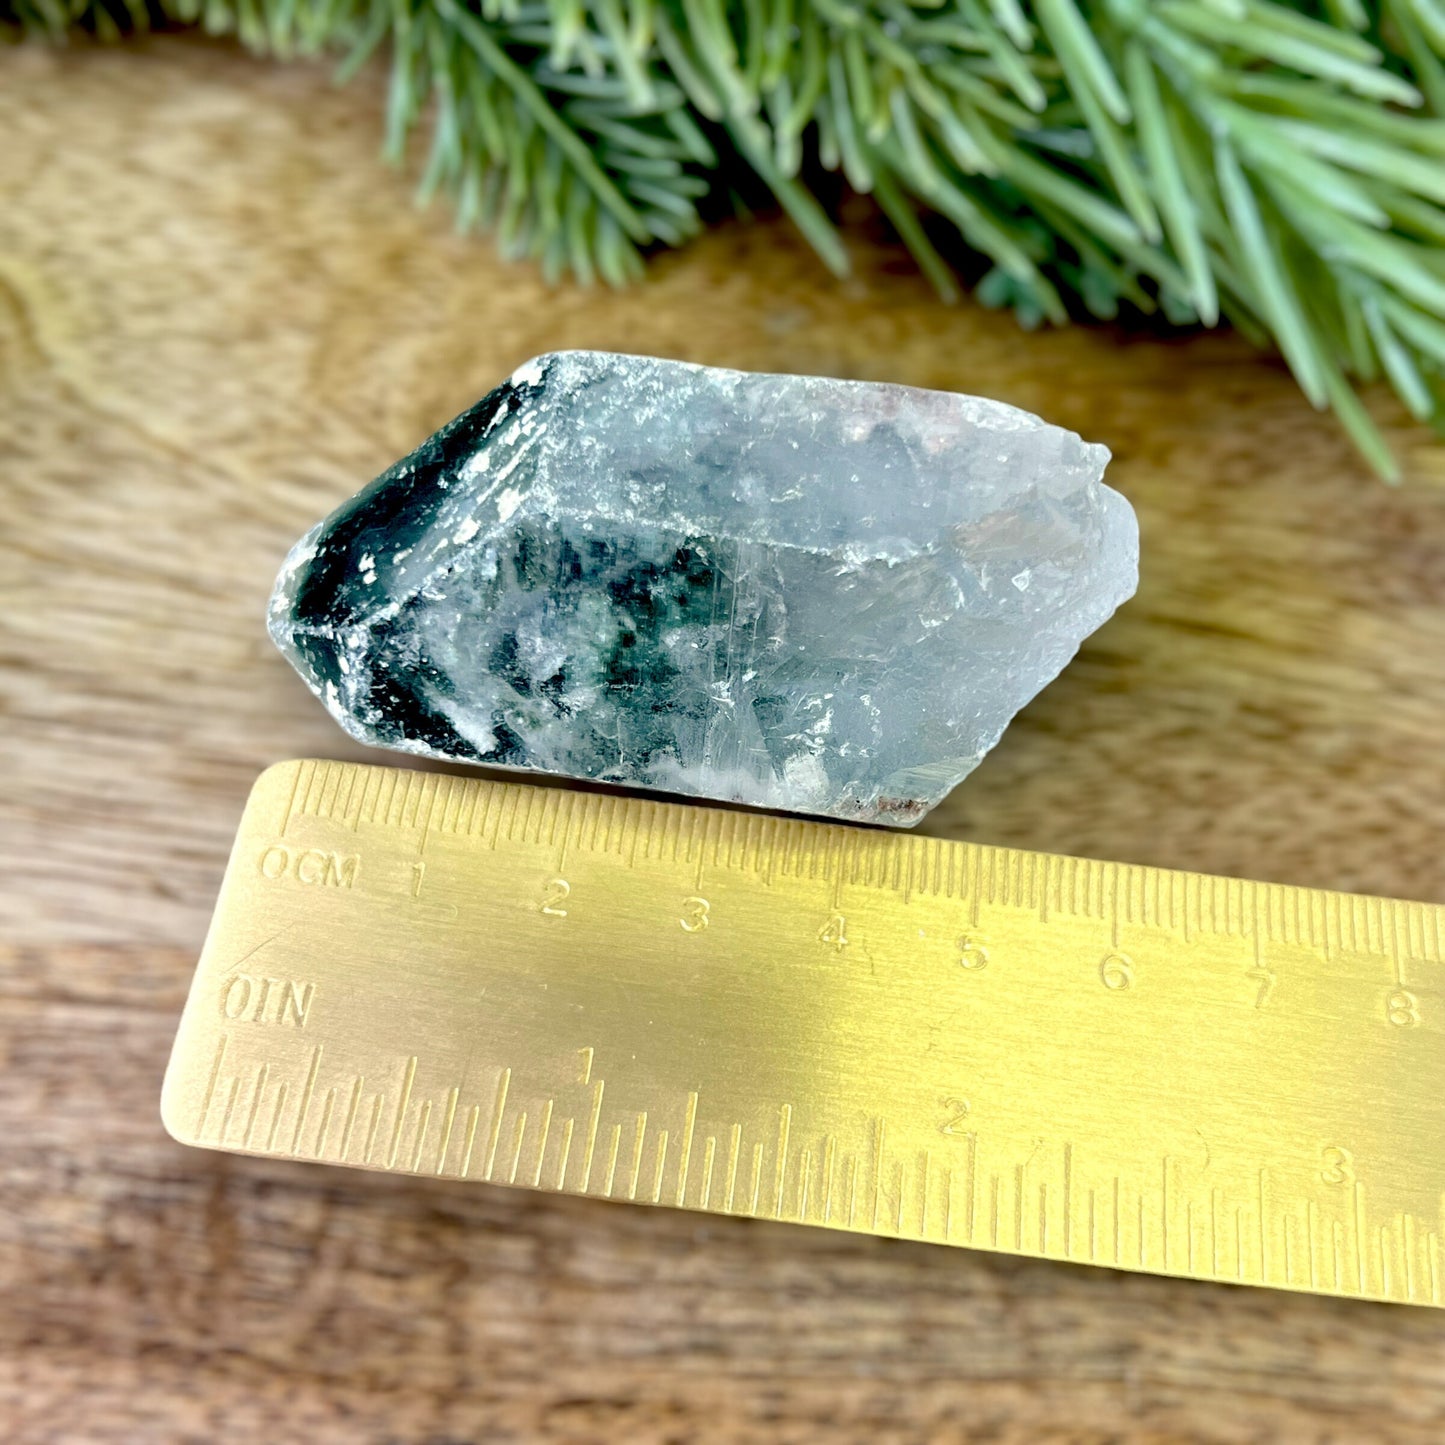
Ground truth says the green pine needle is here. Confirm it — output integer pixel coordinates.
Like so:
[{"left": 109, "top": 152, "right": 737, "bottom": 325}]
[{"left": 8, "top": 0, "right": 1445, "bottom": 476}]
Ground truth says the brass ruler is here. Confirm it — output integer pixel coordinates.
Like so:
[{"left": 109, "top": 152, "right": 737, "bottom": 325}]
[{"left": 163, "top": 759, "right": 1445, "bottom": 1306}]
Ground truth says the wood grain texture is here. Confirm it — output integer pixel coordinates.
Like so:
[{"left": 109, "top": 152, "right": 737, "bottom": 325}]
[{"left": 4, "top": 34, "right": 1445, "bottom": 1444}]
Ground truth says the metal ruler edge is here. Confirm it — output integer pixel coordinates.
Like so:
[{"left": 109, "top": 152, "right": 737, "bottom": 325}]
[{"left": 162, "top": 759, "right": 1445, "bottom": 1307}]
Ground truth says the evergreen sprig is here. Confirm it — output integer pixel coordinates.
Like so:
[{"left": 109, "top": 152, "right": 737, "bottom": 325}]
[{"left": 12, "top": 0, "right": 1445, "bottom": 476}]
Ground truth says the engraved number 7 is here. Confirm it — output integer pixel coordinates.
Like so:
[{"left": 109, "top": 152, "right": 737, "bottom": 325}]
[{"left": 1248, "top": 966, "right": 1275, "bottom": 1010}]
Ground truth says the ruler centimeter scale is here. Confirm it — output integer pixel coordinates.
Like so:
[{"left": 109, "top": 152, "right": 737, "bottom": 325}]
[{"left": 163, "top": 759, "right": 1445, "bottom": 1306}]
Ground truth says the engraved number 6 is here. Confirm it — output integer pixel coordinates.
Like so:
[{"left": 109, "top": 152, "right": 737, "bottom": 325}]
[{"left": 1100, "top": 953, "right": 1134, "bottom": 990}]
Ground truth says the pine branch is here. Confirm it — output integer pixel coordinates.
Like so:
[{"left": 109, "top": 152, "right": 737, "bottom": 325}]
[{"left": 8, "top": 0, "right": 1445, "bottom": 477}]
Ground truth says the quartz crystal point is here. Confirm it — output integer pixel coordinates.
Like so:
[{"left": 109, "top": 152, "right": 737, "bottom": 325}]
[{"left": 269, "top": 352, "right": 1138, "bottom": 825}]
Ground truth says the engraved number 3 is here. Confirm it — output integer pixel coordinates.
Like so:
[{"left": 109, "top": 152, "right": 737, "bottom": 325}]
[
  {"left": 1320, "top": 1145, "right": 1355, "bottom": 1186},
  {"left": 680, "top": 896, "right": 711, "bottom": 932}
]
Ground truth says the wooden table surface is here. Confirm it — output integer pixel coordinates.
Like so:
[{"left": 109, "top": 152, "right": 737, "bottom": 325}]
[{"left": 5, "top": 35, "right": 1445, "bottom": 1443}]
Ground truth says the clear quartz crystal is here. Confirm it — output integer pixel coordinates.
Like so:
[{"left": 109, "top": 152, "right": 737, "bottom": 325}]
[{"left": 269, "top": 351, "right": 1138, "bottom": 825}]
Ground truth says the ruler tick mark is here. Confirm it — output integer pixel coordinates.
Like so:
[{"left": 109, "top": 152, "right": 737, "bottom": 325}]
[
  {"left": 774, "top": 1105, "right": 792, "bottom": 1220},
  {"left": 1062, "top": 1144, "right": 1073, "bottom": 1259},
  {"left": 1161, "top": 1157, "right": 1172, "bottom": 1269},
  {"left": 215, "top": 1074, "right": 240, "bottom": 1147},
  {"left": 650, "top": 1130, "right": 669, "bottom": 1204},
  {"left": 265, "top": 1082, "right": 289, "bottom": 1153},
  {"left": 290, "top": 1045, "right": 323, "bottom": 1154},
  {"left": 339, "top": 1076, "right": 363, "bottom": 1163},
  {"left": 701, "top": 1136, "right": 717, "bottom": 1209},
  {"left": 1258, "top": 1169, "right": 1270, "bottom": 1280},
  {"left": 581, "top": 1080, "right": 605, "bottom": 1192},
  {"left": 555, "top": 1118, "right": 574, "bottom": 1190},
  {"left": 724, "top": 1123, "right": 741, "bottom": 1212},
  {"left": 484, "top": 1068, "right": 511, "bottom": 1182},
  {"left": 1113, "top": 1176, "right": 1121, "bottom": 1264},
  {"left": 411, "top": 1100, "right": 432, "bottom": 1172},
  {"left": 627, "top": 1112, "right": 648, "bottom": 1200},
  {"left": 436, "top": 1086, "right": 459, "bottom": 1175},
  {"left": 1307, "top": 1200, "right": 1319, "bottom": 1289},
  {"left": 604, "top": 1124, "right": 622, "bottom": 1197},
  {"left": 532, "top": 1099, "right": 554, "bottom": 1188},
  {"left": 386, "top": 1056, "right": 417, "bottom": 1170},
  {"left": 197, "top": 1035, "right": 228, "bottom": 1139},
  {"left": 363, "top": 1093, "right": 383, "bottom": 1164},
  {"left": 1404, "top": 1213, "right": 1416, "bottom": 1301},
  {"left": 460, "top": 1104, "right": 482, "bottom": 1178},
  {"left": 1014, "top": 1162, "right": 1025, "bottom": 1249},
  {"left": 966, "top": 1133, "right": 978, "bottom": 1242},
  {"left": 745, "top": 1142, "right": 762, "bottom": 1215},
  {"left": 508, "top": 1111, "right": 528, "bottom": 1184},
  {"left": 242, "top": 1062, "right": 269, "bottom": 1149},
  {"left": 1355, "top": 1183, "right": 1367, "bottom": 1294},
  {"left": 822, "top": 1135, "right": 837, "bottom": 1224},
  {"left": 313, "top": 1086, "right": 336, "bottom": 1158},
  {"left": 871, "top": 1118, "right": 886, "bottom": 1231},
  {"left": 280, "top": 762, "right": 305, "bottom": 837},
  {"left": 677, "top": 1092, "right": 698, "bottom": 1206}
]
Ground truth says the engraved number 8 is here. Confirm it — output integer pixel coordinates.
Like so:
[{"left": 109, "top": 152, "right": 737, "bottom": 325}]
[{"left": 1387, "top": 989, "right": 1420, "bottom": 1028}]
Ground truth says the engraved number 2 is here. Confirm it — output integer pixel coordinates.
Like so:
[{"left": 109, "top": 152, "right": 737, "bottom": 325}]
[
  {"left": 939, "top": 1098, "right": 972, "bottom": 1136},
  {"left": 540, "top": 878, "right": 570, "bottom": 917},
  {"left": 680, "top": 896, "right": 710, "bottom": 932}
]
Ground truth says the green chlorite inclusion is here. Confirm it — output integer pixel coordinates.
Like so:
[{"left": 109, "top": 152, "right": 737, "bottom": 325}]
[{"left": 269, "top": 351, "right": 1138, "bottom": 824}]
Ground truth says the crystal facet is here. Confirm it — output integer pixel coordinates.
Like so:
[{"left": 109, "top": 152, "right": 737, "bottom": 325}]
[{"left": 269, "top": 351, "right": 1138, "bottom": 825}]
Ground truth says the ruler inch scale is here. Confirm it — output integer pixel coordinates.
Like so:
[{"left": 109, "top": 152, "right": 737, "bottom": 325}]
[{"left": 163, "top": 760, "right": 1445, "bottom": 1306}]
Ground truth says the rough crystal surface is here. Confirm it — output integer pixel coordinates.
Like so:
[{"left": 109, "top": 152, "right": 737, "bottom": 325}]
[{"left": 269, "top": 351, "right": 1138, "bottom": 825}]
